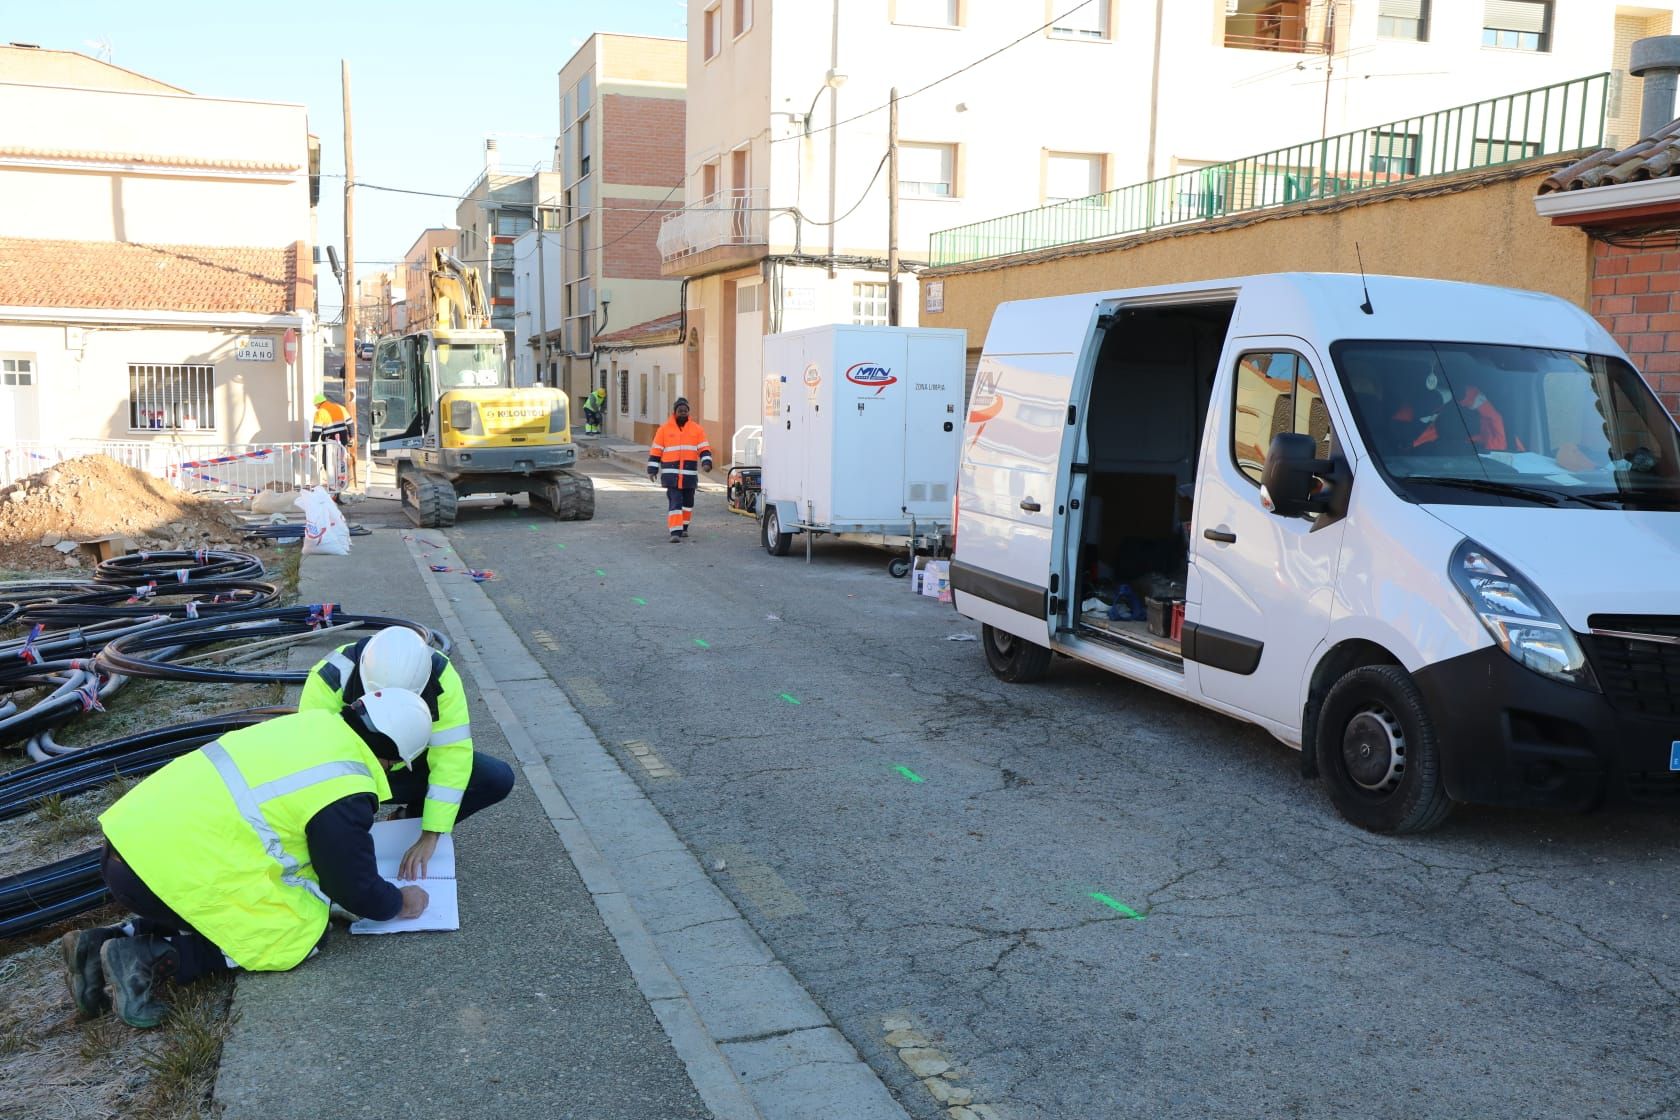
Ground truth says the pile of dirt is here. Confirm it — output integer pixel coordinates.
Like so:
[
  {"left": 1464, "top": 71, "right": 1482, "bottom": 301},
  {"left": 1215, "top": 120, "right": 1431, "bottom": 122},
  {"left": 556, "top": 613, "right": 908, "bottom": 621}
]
[{"left": 0, "top": 455, "right": 249, "bottom": 573}]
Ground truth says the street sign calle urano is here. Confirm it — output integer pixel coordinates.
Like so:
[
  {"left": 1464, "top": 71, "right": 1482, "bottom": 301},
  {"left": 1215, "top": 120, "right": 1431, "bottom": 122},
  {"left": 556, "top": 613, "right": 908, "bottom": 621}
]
[{"left": 235, "top": 337, "right": 274, "bottom": 362}]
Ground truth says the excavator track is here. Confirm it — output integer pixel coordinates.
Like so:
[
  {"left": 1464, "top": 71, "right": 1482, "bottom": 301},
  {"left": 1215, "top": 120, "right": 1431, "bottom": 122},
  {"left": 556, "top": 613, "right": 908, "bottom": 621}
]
[
  {"left": 528, "top": 470, "right": 595, "bottom": 521},
  {"left": 401, "top": 470, "right": 459, "bottom": 528}
]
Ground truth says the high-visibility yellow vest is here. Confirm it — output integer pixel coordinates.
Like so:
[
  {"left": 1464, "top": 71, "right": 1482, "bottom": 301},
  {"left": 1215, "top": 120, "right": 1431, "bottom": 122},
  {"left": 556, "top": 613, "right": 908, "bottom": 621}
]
[
  {"left": 99, "top": 710, "right": 392, "bottom": 972},
  {"left": 299, "top": 641, "right": 474, "bottom": 834}
]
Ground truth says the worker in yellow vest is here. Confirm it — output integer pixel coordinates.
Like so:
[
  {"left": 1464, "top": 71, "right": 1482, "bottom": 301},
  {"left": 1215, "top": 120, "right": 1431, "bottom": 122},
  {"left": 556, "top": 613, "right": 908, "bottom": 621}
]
[{"left": 59, "top": 691, "right": 434, "bottom": 1029}]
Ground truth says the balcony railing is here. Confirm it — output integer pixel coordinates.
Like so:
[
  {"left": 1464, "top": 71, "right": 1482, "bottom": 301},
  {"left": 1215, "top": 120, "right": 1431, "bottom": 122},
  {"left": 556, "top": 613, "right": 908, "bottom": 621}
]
[
  {"left": 929, "top": 73, "right": 1609, "bottom": 269},
  {"left": 658, "top": 187, "right": 771, "bottom": 263}
]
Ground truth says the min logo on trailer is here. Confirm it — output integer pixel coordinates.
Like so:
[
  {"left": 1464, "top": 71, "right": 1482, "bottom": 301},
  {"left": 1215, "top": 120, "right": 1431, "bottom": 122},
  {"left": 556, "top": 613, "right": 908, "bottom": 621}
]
[{"left": 845, "top": 362, "right": 898, "bottom": 395}]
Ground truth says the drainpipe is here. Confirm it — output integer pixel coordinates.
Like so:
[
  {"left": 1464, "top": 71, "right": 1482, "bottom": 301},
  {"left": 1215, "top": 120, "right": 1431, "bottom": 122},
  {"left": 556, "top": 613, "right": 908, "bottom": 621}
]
[{"left": 1630, "top": 36, "right": 1680, "bottom": 140}]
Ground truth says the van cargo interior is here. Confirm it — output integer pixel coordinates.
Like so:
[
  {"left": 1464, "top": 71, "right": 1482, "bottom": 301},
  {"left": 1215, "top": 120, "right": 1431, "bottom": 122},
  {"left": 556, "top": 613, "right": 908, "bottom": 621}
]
[{"left": 1070, "top": 300, "right": 1235, "bottom": 663}]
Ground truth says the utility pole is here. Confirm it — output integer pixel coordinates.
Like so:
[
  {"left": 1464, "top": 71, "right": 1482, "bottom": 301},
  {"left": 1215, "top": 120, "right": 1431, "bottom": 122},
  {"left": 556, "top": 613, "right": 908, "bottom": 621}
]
[
  {"left": 887, "top": 86, "right": 900, "bottom": 327},
  {"left": 341, "top": 60, "right": 358, "bottom": 487}
]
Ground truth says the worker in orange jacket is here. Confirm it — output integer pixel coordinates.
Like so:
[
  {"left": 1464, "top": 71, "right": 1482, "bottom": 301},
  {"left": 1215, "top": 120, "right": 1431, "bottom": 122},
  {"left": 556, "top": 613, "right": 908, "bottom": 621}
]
[{"left": 647, "top": 398, "right": 712, "bottom": 542}]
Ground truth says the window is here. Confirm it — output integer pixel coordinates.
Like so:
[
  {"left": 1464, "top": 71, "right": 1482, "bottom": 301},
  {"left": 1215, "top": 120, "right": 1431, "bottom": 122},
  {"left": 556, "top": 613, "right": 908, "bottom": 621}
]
[
  {"left": 495, "top": 211, "right": 533, "bottom": 237},
  {"left": 1, "top": 356, "right": 33, "bottom": 387},
  {"left": 129, "top": 364, "right": 214, "bottom": 431},
  {"left": 893, "top": 0, "right": 958, "bottom": 27},
  {"left": 1232, "top": 351, "right": 1331, "bottom": 484},
  {"left": 1378, "top": 0, "right": 1428, "bottom": 41},
  {"left": 639, "top": 371, "right": 649, "bottom": 418},
  {"left": 618, "top": 369, "right": 629, "bottom": 414},
  {"left": 1225, "top": 0, "right": 1317, "bottom": 53},
  {"left": 576, "top": 217, "right": 591, "bottom": 278},
  {"left": 704, "top": 4, "right": 722, "bottom": 59},
  {"left": 1368, "top": 131, "right": 1419, "bottom": 175},
  {"left": 900, "top": 142, "right": 956, "bottom": 197},
  {"left": 702, "top": 160, "right": 720, "bottom": 200},
  {"left": 733, "top": 0, "right": 752, "bottom": 37},
  {"left": 1051, "top": 0, "right": 1109, "bottom": 40},
  {"left": 1045, "top": 152, "right": 1105, "bottom": 203},
  {"left": 1472, "top": 137, "right": 1541, "bottom": 165},
  {"left": 494, "top": 270, "right": 515, "bottom": 300},
  {"left": 853, "top": 282, "right": 889, "bottom": 325},
  {"left": 1483, "top": 0, "right": 1550, "bottom": 51},
  {"left": 578, "top": 115, "right": 592, "bottom": 177}
]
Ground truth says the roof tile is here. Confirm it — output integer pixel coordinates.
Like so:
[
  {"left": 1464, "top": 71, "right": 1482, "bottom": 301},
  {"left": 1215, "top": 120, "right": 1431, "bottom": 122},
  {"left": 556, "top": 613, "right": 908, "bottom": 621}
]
[
  {"left": 1539, "top": 118, "right": 1680, "bottom": 193},
  {"left": 596, "top": 311, "right": 684, "bottom": 345},
  {"left": 0, "top": 238, "right": 298, "bottom": 314}
]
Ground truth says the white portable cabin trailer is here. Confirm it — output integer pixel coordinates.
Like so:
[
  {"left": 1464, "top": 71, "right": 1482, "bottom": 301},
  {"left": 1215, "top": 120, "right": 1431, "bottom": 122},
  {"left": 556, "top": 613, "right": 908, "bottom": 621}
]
[
  {"left": 952, "top": 272, "right": 1680, "bottom": 833},
  {"left": 760, "top": 324, "right": 966, "bottom": 573}
]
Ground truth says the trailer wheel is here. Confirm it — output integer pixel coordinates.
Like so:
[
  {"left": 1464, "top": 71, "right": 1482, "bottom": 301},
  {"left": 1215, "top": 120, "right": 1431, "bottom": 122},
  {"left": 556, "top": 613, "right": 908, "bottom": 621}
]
[
  {"left": 888, "top": 557, "right": 911, "bottom": 579},
  {"left": 1316, "top": 665, "right": 1454, "bottom": 834},
  {"left": 981, "top": 624, "right": 1052, "bottom": 683},
  {"left": 763, "top": 508, "right": 792, "bottom": 556}
]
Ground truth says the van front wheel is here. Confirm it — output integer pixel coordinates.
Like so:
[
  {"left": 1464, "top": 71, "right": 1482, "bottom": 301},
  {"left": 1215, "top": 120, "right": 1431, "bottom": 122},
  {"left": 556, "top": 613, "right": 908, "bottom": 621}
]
[
  {"left": 982, "top": 625, "right": 1053, "bottom": 684},
  {"left": 1316, "top": 665, "right": 1454, "bottom": 834}
]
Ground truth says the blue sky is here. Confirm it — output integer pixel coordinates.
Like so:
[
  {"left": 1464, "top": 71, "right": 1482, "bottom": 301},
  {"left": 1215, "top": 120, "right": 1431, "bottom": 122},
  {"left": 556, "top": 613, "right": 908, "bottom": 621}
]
[{"left": 6, "top": 0, "right": 687, "bottom": 314}]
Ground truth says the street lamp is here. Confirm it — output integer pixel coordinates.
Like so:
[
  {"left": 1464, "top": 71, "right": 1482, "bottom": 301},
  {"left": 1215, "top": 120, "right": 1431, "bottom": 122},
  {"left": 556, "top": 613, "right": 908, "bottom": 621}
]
[{"left": 802, "top": 69, "right": 848, "bottom": 135}]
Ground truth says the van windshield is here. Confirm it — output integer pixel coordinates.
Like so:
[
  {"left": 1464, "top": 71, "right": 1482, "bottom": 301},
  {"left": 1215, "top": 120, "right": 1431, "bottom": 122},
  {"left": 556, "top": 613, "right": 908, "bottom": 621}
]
[{"left": 1331, "top": 340, "right": 1680, "bottom": 510}]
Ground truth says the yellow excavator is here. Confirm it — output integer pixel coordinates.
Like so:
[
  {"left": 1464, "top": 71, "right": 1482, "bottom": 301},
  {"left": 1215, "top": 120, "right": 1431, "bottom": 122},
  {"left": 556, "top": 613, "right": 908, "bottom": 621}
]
[{"left": 369, "top": 249, "right": 594, "bottom": 527}]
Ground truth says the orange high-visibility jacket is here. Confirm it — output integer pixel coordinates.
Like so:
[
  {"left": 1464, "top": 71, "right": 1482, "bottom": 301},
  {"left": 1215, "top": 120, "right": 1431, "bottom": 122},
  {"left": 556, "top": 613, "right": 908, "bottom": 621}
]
[
  {"left": 312, "top": 400, "right": 351, "bottom": 441},
  {"left": 647, "top": 418, "right": 712, "bottom": 488}
]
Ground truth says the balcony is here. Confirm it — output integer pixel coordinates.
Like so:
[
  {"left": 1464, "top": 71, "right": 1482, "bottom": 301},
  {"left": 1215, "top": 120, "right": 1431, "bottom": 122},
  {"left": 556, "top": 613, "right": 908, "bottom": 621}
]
[
  {"left": 659, "top": 187, "right": 770, "bottom": 278},
  {"left": 929, "top": 73, "right": 1609, "bottom": 269}
]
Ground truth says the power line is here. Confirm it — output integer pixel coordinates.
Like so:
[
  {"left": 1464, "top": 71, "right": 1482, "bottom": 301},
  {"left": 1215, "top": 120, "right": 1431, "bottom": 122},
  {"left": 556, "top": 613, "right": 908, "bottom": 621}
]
[{"left": 771, "top": 0, "right": 1096, "bottom": 145}]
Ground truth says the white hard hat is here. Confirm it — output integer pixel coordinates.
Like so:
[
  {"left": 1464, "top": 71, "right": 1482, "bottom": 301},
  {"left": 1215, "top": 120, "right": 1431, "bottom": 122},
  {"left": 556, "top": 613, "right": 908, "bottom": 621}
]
[
  {"left": 360, "top": 627, "right": 432, "bottom": 694},
  {"left": 357, "top": 688, "right": 433, "bottom": 764}
]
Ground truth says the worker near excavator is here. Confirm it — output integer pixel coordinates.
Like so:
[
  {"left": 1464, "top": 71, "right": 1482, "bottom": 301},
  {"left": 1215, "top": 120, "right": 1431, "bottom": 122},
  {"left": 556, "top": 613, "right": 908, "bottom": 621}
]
[
  {"left": 648, "top": 397, "right": 712, "bottom": 542},
  {"left": 296, "top": 626, "right": 513, "bottom": 878},
  {"left": 582, "top": 386, "right": 607, "bottom": 435},
  {"left": 60, "top": 691, "right": 435, "bottom": 1028},
  {"left": 310, "top": 392, "right": 351, "bottom": 473}
]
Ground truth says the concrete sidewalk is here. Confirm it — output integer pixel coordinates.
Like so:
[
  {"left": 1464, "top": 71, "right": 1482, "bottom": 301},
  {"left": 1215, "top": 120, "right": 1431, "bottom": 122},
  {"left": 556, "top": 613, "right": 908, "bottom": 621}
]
[{"left": 212, "top": 507, "right": 713, "bottom": 1119}]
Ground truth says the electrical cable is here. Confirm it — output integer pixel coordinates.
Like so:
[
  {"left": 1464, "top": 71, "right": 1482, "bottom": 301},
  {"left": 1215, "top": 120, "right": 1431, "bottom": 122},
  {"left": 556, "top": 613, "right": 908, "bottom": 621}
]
[{"left": 94, "top": 549, "right": 265, "bottom": 586}]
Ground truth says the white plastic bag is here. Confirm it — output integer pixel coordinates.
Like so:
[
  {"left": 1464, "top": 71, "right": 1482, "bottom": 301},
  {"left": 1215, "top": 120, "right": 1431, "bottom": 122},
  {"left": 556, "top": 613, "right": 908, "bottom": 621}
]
[{"left": 295, "top": 487, "right": 351, "bottom": 556}]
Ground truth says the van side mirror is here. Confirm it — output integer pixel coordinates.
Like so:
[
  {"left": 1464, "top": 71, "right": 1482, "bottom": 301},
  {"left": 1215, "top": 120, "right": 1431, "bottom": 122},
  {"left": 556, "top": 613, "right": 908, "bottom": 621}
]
[{"left": 1261, "top": 432, "right": 1336, "bottom": 518}]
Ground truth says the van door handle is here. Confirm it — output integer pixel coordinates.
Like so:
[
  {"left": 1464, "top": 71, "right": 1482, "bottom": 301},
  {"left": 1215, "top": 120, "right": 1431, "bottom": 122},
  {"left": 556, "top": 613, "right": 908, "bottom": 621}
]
[
  {"left": 1203, "top": 527, "right": 1237, "bottom": 544},
  {"left": 1020, "top": 498, "right": 1042, "bottom": 512}
]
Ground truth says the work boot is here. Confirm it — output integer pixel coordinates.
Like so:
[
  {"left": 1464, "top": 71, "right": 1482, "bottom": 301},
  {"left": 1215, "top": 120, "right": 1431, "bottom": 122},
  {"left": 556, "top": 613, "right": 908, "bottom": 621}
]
[
  {"left": 59, "top": 925, "right": 124, "bottom": 1017},
  {"left": 100, "top": 935, "right": 178, "bottom": 1029},
  {"left": 668, "top": 533, "right": 683, "bottom": 544}
]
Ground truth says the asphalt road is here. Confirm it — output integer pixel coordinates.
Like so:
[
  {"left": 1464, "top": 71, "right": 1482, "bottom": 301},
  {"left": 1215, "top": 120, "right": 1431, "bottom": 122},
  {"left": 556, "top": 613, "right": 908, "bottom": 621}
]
[{"left": 445, "top": 459, "right": 1680, "bottom": 1120}]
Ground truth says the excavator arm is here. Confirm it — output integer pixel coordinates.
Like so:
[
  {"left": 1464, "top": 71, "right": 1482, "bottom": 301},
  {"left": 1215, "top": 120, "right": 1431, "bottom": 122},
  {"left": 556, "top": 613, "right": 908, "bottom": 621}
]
[{"left": 429, "top": 248, "right": 492, "bottom": 331}]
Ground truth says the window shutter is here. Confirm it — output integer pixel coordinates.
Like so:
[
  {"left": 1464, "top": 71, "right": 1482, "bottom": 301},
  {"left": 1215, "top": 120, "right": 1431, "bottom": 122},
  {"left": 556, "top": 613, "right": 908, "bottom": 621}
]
[
  {"left": 1380, "top": 0, "right": 1425, "bottom": 19},
  {"left": 1484, "top": 0, "right": 1547, "bottom": 33}
]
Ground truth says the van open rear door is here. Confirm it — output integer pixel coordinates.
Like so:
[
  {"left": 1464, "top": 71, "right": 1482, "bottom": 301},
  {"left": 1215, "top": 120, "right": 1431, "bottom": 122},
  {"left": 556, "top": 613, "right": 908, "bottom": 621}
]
[{"left": 951, "top": 304, "right": 1090, "bottom": 645}]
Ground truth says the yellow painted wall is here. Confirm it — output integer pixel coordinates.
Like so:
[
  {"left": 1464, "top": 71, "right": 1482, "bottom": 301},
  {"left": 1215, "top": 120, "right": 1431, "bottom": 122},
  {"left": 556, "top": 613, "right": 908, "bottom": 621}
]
[{"left": 921, "top": 169, "right": 1593, "bottom": 352}]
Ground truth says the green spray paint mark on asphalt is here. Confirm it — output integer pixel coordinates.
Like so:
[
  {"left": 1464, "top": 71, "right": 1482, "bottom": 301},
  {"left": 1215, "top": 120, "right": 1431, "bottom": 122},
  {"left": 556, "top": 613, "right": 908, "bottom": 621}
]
[
  {"left": 632, "top": 597, "right": 647, "bottom": 606},
  {"left": 693, "top": 638, "right": 711, "bottom": 649},
  {"left": 554, "top": 543, "right": 566, "bottom": 549},
  {"left": 595, "top": 568, "right": 606, "bottom": 577},
  {"left": 893, "top": 766, "right": 925, "bottom": 784},
  {"left": 1088, "top": 892, "right": 1144, "bottom": 920},
  {"left": 778, "top": 693, "right": 801, "bottom": 705}
]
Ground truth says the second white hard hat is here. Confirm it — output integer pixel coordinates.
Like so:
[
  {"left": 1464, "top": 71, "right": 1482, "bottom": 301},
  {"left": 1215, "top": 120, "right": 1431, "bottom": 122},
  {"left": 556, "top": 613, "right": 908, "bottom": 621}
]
[
  {"left": 360, "top": 627, "right": 432, "bottom": 694},
  {"left": 357, "top": 688, "right": 433, "bottom": 763}
]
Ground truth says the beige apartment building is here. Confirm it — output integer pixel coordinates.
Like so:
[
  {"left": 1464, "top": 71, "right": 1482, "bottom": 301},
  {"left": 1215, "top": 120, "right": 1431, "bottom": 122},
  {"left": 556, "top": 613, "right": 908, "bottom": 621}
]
[
  {"left": 398, "top": 226, "right": 457, "bottom": 332},
  {"left": 661, "top": 0, "right": 1680, "bottom": 448},
  {"left": 536, "top": 33, "right": 687, "bottom": 424},
  {"left": 0, "top": 44, "right": 321, "bottom": 447}
]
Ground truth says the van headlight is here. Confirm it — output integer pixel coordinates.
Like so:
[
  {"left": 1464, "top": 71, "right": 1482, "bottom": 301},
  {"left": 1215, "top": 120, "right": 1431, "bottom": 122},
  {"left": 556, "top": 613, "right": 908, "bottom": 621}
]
[{"left": 1449, "top": 540, "right": 1597, "bottom": 689}]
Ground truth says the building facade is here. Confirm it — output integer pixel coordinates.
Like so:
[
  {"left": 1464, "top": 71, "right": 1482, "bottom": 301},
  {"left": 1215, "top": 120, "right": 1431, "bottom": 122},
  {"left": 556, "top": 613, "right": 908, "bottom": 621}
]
[
  {"left": 661, "top": 0, "right": 1680, "bottom": 447},
  {"left": 547, "top": 33, "right": 687, "bottom": 431},
  {"left": 398, "top": 226, "right": 458, "bottom": 334},
  {"left": 0, "top": 44, "right": 321, "bottom": 446},
  {"left": 454, "top": 146, "right": 558, "bottom": 350}
]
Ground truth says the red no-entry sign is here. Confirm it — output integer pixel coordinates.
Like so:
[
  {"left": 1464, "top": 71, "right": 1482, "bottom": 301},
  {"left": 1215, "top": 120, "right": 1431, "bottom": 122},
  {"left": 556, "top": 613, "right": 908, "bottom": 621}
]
[{"left": 283, "top": 327, "right": 298, "bottom": 365}]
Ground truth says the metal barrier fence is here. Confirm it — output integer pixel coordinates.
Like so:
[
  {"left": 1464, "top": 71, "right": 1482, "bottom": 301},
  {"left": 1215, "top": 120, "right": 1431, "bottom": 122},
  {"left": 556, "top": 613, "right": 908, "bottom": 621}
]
[
  {"left": 929, "top": 73, "right": 1610, "bottom": 268},
  {"left": 1, "top": 441, "right": 347, "bottom": 500}
]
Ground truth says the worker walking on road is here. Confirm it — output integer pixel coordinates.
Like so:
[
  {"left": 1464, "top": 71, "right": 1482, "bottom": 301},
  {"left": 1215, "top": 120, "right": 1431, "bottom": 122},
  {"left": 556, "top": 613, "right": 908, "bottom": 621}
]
[
  {"left": 647, "top": 397, "right": 712, "bottom": 542},
  {"left": 59, "top": 692, "right": 435, "bottom": 1028},
  {"left": 297, "top": 626, "right": 514, "bottom": 879}
]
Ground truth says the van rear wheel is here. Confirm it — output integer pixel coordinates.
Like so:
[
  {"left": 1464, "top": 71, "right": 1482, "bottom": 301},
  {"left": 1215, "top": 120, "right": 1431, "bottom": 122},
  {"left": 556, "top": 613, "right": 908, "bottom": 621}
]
[
  {"left": 981, "top": 625, "right": 1053, "bottom": 684},
  {"left": 1316, "top": 665, "right": 1454, "bottom": 834}
]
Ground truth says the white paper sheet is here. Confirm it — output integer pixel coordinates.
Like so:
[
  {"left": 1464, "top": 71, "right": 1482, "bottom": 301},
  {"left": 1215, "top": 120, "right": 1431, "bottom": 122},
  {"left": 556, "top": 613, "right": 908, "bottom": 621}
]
[{"left": 348, "top": 819, "right": 460, "bottom": 935}]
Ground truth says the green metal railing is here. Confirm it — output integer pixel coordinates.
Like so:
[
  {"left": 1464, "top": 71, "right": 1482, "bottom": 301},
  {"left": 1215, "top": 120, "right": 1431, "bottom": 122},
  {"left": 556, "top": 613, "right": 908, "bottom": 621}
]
[{"left": 929, "top": 73, "right": 1609, "bottom": 268}]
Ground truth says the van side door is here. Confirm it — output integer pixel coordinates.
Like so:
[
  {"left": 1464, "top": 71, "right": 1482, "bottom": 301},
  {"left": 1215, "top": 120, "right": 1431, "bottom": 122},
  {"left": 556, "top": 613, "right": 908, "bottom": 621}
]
[
  {"left": 951, "top": 350, "right": 1080, "bottom": 646},
  {"left": 1190, "top": 338, "right": 1349, "bottom": 734}
]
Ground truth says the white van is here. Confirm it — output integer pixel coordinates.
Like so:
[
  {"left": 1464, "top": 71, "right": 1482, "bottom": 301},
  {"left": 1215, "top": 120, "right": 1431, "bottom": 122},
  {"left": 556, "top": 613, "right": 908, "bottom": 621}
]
[{"left": 952, "top": 273, "right": 1680, "bottom": 833}]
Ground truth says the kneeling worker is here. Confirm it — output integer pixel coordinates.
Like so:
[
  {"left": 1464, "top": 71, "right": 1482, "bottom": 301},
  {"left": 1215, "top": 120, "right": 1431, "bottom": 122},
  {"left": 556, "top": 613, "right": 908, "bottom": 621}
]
[
  {"left": 61, "top": 691, "right": 435, "bottom": 1028},
  {"left": 298, "top": 626, "right": 513, "bottom": 879}
]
